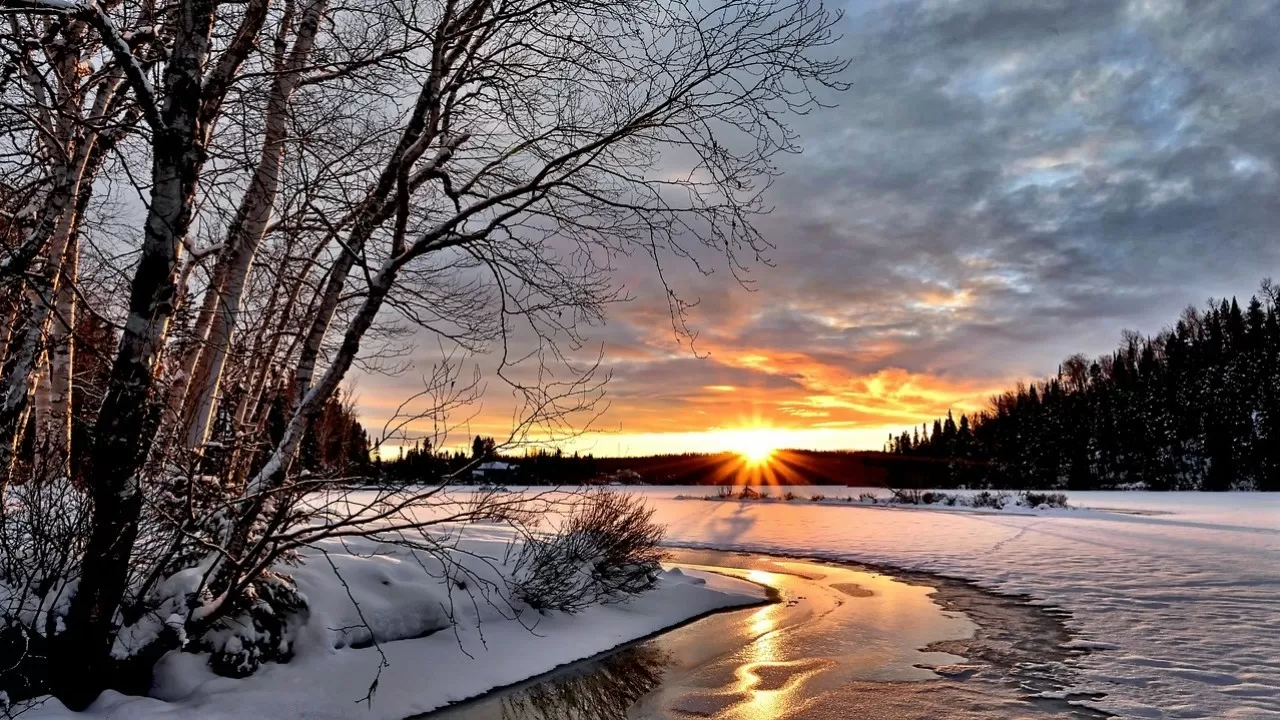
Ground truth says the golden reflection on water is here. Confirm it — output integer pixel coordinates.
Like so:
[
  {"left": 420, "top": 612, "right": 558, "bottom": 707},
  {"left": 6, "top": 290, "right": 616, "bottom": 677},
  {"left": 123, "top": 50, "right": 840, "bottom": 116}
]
[
  {"left": 728, "top": 594, "right": 828, "bottom": 720},
  {"left": 430, "top": 553, "right": 983, "bottom": 720},
  {"left": 736, "top": 604, "right": 783, "bottom": 720},
  {"left": 748, "top": 606, "right": 774, "bottom": 637}
]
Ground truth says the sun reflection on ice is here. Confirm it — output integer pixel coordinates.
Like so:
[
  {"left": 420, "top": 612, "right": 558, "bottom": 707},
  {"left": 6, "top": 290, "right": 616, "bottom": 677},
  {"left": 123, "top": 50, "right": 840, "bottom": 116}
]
[
  {"left": 735, "top": 607, "right": 783, "bottom": 720},
  {"left": 723, "top": 591, "right": 828, "bottom": 720}
]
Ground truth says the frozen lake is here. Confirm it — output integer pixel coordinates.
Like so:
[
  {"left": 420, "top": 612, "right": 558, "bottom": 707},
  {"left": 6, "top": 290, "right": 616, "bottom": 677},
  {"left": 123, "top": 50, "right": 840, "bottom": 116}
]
[
  {"left": 624, "top": 487, "right": 1279, "bottom": 718},
  {"left": 430, "top": 549, "right": 1104, "bottom": 719},
  {"left": 408, "top": 486, "right": 1277, "bottom": 717},
  {"left": 633, "top": 485, "right": 1280, "bottom": 530}
]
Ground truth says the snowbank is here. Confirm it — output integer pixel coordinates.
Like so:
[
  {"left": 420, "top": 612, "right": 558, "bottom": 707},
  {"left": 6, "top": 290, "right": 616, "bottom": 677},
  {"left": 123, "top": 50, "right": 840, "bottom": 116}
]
[{"left": 25, "top": 530, "right": 765, "bottom": 720}]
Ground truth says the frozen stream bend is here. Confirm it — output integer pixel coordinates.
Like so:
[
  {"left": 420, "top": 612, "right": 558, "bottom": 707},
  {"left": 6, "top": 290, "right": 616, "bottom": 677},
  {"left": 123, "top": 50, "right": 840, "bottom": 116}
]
[{"left": 428, "top": 549, "right": 1107, "bottom": 720}]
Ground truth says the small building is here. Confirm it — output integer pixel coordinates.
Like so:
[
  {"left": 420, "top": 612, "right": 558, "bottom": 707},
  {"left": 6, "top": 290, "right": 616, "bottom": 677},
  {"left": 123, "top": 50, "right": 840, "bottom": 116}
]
[{"left": 470, "top": 461, "right": 515, "bottom": 482}]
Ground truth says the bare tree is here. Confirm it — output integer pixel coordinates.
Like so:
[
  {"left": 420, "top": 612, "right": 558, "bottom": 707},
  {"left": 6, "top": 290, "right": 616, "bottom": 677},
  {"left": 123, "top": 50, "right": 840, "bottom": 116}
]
[{"left": 0, "top": 0, "right": 845, "bottom": 707}]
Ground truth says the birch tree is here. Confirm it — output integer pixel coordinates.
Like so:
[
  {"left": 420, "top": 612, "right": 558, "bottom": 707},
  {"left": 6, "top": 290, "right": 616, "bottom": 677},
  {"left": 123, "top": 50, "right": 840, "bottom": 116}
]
[{"left": 1, "top": 0, "right": 845, "bottom": 707}]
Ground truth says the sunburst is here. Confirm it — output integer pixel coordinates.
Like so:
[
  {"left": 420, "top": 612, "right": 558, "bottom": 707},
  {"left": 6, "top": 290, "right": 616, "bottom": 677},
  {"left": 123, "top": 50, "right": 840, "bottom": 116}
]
[{"left": 721, "top": 427, "right": 785, "bottom": 467}]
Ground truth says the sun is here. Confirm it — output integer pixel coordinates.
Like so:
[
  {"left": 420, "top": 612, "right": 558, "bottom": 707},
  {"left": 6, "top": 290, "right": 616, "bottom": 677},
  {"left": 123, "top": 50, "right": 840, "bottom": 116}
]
[
  {"left": 738, "top": 443, "right": 776, "bottom": 465},
  {"left": 722, "top": 428, "right": 784, "bottom": 466}
]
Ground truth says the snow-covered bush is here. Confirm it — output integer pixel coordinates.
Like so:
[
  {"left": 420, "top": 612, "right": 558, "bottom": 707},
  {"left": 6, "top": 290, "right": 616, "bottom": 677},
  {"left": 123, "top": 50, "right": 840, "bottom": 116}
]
[
  {"left": 511, "top": 492, "right": 665, "bottom": 613},
  {"left": 918, "top": 491, "right": 955, "bottom": 505},
  {"left": 970, "top": 491, "right": 1012, "bottom": 509},
  {"left": 201, "top": 572, "right": 308, "bottom": 678},
  {"left": 1020, "top": 492, "right": 1069, "bottom": 509},
  {"left": 102, "top": 471, "right": 313, "bottom": 681},
  {"left": 0, "top": 480, "right": 90, "bottom": 704}
]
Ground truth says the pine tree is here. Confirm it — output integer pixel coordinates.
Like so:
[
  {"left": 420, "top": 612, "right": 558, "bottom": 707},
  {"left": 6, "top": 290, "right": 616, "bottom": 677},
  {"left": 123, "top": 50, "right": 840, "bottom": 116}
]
[{"left": 889, "top": 283, "right": 1280, "bottom": 491}]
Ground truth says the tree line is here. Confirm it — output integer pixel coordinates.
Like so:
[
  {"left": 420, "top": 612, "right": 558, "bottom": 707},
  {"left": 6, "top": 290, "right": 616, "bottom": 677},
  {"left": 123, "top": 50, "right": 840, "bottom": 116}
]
[
  {"left": 377, "top": 438, "right": 605, "bottom": 486},
  {"left": 889, "top": 282, "right": 1280, "bottom": 491}
]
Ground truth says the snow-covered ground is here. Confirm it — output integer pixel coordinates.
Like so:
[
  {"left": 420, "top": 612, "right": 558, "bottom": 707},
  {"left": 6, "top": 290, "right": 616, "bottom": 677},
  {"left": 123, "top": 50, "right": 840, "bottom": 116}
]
[
  {"left": 641, "top": 486, "right": 1280, "bottom": 719},
  {"left": 26, "top": 526, "right": 765, "bottom": 720},
  {"left": 24, "top": 487, "right": 1278, "bottom": 719}
]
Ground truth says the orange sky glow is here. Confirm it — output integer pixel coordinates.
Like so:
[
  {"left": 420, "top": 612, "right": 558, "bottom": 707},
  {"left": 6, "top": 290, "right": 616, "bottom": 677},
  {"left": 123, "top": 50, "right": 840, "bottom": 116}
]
[{"left": 357, "top": 345, "right": 1012, "bottom": 458}]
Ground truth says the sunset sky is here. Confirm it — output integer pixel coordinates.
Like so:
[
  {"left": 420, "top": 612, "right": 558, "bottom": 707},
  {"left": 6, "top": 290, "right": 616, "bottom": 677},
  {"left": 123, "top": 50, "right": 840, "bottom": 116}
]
[{"left": 357, "top": 0, "right": 1280, "bottom": 457}]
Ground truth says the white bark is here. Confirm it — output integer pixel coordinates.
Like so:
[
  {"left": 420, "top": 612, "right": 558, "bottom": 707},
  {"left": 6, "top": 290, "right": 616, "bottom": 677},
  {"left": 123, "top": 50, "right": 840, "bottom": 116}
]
[
  {"left": 162, "top": 257, "right": 230, "bottom": 444},
  {"left": 0, "top": 59, "right": 122, "bottom": 481},
  {"left": 29, "top": 227, "right": 77, "bottom": 476},
  {"left": 181, "top": 0, "right": 329, "bottom": 452},
  {"left": 32, "top": 354, "right": 51, "bottom": 449},
  {"left": 0, "top": 142, "right": 95, "bottom": 481},
  {"left": 47, "top": 235, "right": 78, "bottom": 475}
]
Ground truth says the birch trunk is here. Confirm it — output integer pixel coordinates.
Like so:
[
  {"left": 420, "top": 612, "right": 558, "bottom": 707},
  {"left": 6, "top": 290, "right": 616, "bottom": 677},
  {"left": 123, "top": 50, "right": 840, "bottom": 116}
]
[
  {"left": 46, "top": 234, "right": 78, "bottom": 477},
  {"left": 181, "top": 0, "right": 328, "bottom": 452},
  {"left": 31, "top": 236, "right": 77, "bottom": 477},
  {"left": 56, "top": 0, "right": 220, "bottom": 703},
  {"left": 209, "top": 136, "right": 468, "bottom": 595},
  {"left": 159, "top": 253, "right": 231, "bottom": 446},
  {"left": 208, "top": 264, "right": 393, "bottom": 600},
  {"left": 0, "top": 292, "right": 17, "bottom": 366},
  {"left": 0, "top": 144, "right": 95, "bottom": 484},
  {"left": 0, "top": 62, "right": 122, "bottom": 484},
  {"left": 57, "top": 0, "right": 283, "bottom": 698},
  {"left": 32, "top": 353, "right": 50, "bottom": 454},
  {"left": 226, "top": 238, "right": 328, "bottom": 488}
]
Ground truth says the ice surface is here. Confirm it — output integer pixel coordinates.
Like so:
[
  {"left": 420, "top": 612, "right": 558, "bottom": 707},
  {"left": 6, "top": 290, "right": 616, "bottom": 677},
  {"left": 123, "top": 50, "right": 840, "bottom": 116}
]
[{"left": 641, "top": 487, "right": 1280, "bottom": 718}]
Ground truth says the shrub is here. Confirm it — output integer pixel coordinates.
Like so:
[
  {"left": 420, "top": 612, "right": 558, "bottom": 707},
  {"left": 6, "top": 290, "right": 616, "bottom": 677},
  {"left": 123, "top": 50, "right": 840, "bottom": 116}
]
[
  {"left": 920, "top": 491, "right": 957, "bottom": 506},
  {"left": 737, "top": 487, "right": 761, "bottom": 500},
  {"left": 1021, "top": 492, "right": 1069, "bottom": 509},
  {"left": 857, "top": 492, "right": 878, "bottom": 504},
  {"left": 511, "top": 492, "right": 665, "bottom": 613},
  {"left": 890, "top": 488, "right": 924, "bottom": 505},
  {"left": 782, "top": 491, "right": 799, "bottom": 501},
  {"left": 202, "top": 573, "right": 308, "bottom": 678},
  {"left": 0, "top": 481, "right": 91, "bottom": 703},
  {"left": 809, "top": 494, "right": 827, "bottom": 502},
  {"left": 970, "top": 491, "right": 1011, "bottom": 509}
]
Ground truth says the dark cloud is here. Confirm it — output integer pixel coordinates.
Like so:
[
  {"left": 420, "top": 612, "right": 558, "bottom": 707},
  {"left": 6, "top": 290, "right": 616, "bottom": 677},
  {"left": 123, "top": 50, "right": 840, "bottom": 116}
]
[
  {"left": 363, "top": 0, "right": 1280, "bottom": 450},
  {"left": 731, "top": 0, "right": 1280, "bottom": 372}
]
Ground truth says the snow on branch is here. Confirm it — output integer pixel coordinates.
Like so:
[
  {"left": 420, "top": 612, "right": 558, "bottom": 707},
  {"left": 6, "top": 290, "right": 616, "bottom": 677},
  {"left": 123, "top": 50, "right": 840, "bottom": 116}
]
[
  {"left": 0, "top": 0, "right": 163, "bottom": 131},
  {"left": 78, "top": 0, "right": 163, "bottom": 132},
  {"left": 0, "top": 0, "right": 83, "bottom": 12}
]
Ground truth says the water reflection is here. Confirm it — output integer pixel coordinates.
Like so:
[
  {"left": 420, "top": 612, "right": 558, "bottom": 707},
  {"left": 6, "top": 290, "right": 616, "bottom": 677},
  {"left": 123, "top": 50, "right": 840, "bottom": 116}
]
[
  {"left": 443, "top": 644, "right": 671, "bottom": 720},
  {"left": 430, "top": 551, "right": 1095, "bottom": 720},
  {"left": 723, "top": 601, "right": 833, "bottom": 720},
  {"left": 734, "top": 609, "right": 785, "bottom": 720}
]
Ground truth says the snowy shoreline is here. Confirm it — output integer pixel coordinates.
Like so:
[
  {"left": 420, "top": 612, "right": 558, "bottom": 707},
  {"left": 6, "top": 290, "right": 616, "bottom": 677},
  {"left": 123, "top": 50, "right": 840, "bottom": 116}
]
[
  {"left": 414, "top": 569, "right": 778, "bottom": 718},
  {"left": 19, "top": 488, "right": 1279, "bottom": 719},
  {"left": 24, "top": 538, "right": 767, "bottom": 720},
  {"left": 672, "top": 489, "right": 1074, "bottom": 516}
]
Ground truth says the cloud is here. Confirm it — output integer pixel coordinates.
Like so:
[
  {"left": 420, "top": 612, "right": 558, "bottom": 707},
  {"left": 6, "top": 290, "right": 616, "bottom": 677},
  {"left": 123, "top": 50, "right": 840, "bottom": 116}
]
[{"left": 357, "top": 0, "right": 1280, "bottom": 453}]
